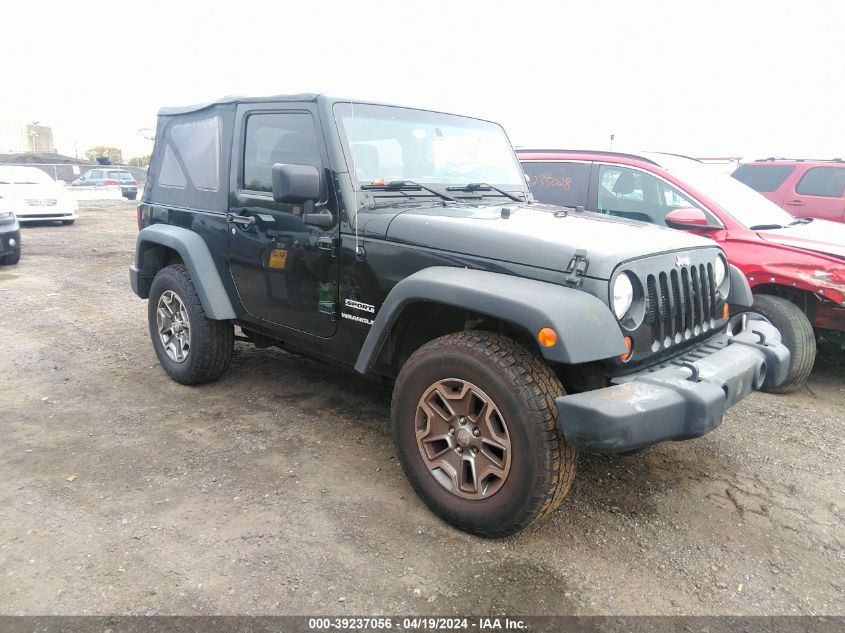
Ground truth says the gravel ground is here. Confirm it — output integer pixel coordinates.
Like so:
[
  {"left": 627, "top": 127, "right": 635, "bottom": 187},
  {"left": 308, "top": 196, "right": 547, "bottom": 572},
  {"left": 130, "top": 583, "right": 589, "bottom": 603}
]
[{"left": 0, "top": 200, "right": 842, "bottom": 616}]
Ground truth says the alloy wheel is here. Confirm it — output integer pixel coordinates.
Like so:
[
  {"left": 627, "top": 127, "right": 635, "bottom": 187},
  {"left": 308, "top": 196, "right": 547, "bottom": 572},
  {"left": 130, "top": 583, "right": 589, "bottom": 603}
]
[
  {"left": 414, "top": 378, "right": 512, "bottom": 499},
  {"left": 156, "top": 290, "right": 191, "bottom": 363}
]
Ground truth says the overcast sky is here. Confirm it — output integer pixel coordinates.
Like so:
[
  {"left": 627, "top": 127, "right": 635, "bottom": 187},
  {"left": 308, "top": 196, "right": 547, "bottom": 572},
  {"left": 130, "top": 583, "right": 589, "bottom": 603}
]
[{"left": 1, "top": 0, "right": 842, "bottom": 161}]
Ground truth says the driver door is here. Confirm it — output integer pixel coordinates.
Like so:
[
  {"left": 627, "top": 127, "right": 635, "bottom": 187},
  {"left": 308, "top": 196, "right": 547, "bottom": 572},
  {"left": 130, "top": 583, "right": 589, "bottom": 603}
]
[{"left": 227, "top": 104, "right": 339, "bottom": 337}]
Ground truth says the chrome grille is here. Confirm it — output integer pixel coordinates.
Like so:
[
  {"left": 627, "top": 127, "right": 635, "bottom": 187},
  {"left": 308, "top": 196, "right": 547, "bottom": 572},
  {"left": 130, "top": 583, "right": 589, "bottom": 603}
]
[{"left": 645, "top": 262, "right": 718, "bottom": 351}]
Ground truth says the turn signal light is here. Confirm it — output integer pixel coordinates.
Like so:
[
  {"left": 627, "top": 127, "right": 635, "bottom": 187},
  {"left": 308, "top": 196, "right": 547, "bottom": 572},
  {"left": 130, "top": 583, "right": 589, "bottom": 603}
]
[
  {"left": 619, "top": 336, "right": 633, "bottom": 362},
  {"left": 537, "top": 327, "right": 558, "bottom": 347},
  {"left": 722, "top": 303, "right": 729, "bottom": 320}
]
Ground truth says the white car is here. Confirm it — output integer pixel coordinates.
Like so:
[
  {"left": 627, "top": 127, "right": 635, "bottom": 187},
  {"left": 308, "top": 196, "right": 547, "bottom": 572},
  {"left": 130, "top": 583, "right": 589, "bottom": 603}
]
[{"left": 0, "top": 166, "right": 79, "bottom": 225}]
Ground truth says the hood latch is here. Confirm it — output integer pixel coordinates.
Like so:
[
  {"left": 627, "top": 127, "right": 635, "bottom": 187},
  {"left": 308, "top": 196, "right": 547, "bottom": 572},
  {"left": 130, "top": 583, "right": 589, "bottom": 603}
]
[{"left": 565, "top": 249, "right": 589, "bottom": 286}]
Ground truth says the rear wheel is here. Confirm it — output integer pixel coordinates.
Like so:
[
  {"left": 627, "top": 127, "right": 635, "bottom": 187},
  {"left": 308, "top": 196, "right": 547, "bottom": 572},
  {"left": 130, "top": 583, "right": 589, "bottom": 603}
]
[
  {"left": 148, "top": 264, "right": 234, "bottom": 385},
  {"left": 392, "top": 331, "right": 577, "bottom": 537},
  {"left": 751, "top": 294, "right": 816, "bottom": 393}
]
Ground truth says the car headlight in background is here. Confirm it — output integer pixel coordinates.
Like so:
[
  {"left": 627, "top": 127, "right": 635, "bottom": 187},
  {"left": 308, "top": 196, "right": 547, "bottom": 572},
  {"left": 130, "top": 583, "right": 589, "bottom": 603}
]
[
  {"left": 0, "top": 211, "right": 12, "bottom": 223},
  {"left": 713, "top": 256, "right": 726, "bottom": 288},
  {"left": 612, "top": 273, "right": 634, "bottom": 319}
]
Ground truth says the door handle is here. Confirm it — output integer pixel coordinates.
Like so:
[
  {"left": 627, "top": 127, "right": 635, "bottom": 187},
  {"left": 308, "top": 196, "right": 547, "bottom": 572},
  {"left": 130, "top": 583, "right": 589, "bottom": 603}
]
[
  {"left": 226, "top": 213, "right": 256, "bottom": 225},
  {"left": 785, "top": 200, "right": 805, "bottom": 206}
]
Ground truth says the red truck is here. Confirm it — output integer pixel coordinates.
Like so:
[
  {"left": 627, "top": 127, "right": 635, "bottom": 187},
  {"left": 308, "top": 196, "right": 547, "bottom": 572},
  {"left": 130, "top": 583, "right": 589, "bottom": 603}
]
[
  {"left": 732, "top": 158, "right": 845, "bottom": 224},
  {"left": 517, "top": 150, "right": 845, "bottom": 392}
]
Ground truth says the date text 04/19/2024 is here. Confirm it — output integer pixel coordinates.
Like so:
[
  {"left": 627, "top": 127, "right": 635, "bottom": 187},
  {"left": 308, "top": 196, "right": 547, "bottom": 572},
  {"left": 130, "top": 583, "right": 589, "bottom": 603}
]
[{"left": 307, "top": 617, "right": 527, "bottom": 630}]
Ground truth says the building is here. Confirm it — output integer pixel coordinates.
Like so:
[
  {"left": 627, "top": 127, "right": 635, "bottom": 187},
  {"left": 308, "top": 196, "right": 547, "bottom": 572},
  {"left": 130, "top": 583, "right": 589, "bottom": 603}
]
[{"left": 0, "top": 122, "right": 56, "bottom": 154}]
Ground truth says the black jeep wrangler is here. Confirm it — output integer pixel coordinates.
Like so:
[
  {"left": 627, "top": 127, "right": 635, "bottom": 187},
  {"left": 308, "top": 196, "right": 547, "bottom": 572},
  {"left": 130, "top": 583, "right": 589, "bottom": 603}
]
[{"left": 130, "top": 94, "right": 789, "bottom": 537}]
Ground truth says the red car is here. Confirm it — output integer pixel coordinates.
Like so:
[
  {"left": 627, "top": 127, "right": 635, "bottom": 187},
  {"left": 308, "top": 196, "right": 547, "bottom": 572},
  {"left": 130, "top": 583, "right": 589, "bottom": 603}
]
[
  {"left": 732, "top": 158, "right": 845, "bottom": 224},
  {"left": 517, "top": 149, "right": 845, "bottom": 392}
]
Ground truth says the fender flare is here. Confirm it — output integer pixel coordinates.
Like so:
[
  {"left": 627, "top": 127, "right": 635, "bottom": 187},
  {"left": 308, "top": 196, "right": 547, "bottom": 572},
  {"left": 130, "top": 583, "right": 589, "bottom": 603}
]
[
  {"left": 353, "top": 266, "right": 627, "bottom": 374},
  {"left": 728, "top": 264, "right": 754, "bottom": 307},
  {"left": 132, "top": 224, "right": 236, "bottom": 320}
]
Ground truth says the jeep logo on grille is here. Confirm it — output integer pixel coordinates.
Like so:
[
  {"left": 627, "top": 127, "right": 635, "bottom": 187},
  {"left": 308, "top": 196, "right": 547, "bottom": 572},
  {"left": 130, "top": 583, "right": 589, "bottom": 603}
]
[{"left": 675, "top": 255, "right": 691, "bottom": 267}]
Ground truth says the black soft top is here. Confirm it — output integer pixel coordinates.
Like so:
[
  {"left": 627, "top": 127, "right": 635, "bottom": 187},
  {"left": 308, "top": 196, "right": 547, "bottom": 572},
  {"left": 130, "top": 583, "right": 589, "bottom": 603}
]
[
  {"left": 157, "top": 93, "right": 321, "bottom": 116},
  {"left": 146, "top": 94, "right": 503, "bottom": 212}
]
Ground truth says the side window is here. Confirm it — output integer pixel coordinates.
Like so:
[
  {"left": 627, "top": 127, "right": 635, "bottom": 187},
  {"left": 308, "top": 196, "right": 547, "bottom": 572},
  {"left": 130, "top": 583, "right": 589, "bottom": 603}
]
[
  {"left": 795, "top": 166, "right": 845, "bottom": 197},
  {"left": 158, "top": 145, "right": 187, "bottom": 188},
  {"left": 597, "top": 165, "right": 708, "bottom": 226},
  {"left": 82, "top": 170, "right": 94, "bottom": 179},
  {"left": 169, "top": 116, "right": 221, "bottom": 191},
  {"left": 521, "top": 161, "right": 589, "bottom": 207},
  {"left": 243, "top": 112, "right": 322, "bottom": 193},
  {"left": 731, "top": 164, "right": 794, "bottom": 192}
]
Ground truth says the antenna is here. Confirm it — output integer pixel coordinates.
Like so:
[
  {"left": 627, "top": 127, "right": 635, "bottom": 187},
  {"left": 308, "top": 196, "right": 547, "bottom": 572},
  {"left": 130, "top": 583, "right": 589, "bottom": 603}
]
[{"left": 350, "top": 101, "right": 364, "bottom": 260}]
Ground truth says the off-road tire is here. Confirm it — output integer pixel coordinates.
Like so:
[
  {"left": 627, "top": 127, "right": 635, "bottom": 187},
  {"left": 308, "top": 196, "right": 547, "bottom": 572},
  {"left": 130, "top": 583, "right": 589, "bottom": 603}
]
[
  {"left": 148, "top": 264, "right": 234, "bottom": 385},
  {"left": 0, "top": 249, "right": 20, "bottom": 265},
  {"left": 392, "top": 331, "right": 577, "bottom": 537},
  {"left": 751, "top": 294, "right": 816, "bottom": 393}
]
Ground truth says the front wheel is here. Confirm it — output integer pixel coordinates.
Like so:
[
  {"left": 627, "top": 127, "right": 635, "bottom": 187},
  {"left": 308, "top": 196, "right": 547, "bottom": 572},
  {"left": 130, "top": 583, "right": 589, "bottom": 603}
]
[
  {"left": 750, "top": 294, "right": 816, "bottom": 393},
  {"left": 148, "top": 264, "right": 234, "bottom": 385},
  {"left": 392, "top": 331, "right": 577, "bottom": 537}
]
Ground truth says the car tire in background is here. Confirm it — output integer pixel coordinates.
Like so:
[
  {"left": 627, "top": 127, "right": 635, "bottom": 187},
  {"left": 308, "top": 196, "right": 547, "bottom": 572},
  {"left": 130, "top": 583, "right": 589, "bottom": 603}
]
[
  {"left": 0, "top": 249, "right": 21, "bottom": 265},
  {"left": 391, "top": 330, "right": 577, "bottom": 537},
  {"left": 750, "top": 294, "right": 816, "bottom": 393},
  {"left": 124, "top": 193, "right": 137, "bottom": 201},
  {"left": 147, "top": 264, "right": 234, "bottom": 385}
]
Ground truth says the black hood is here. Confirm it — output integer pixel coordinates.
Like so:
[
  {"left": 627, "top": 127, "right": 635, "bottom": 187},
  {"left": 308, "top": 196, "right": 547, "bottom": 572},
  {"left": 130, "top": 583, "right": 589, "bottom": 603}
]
[{"left": 381, "top": 203, "right": 719, "bottom": 279}]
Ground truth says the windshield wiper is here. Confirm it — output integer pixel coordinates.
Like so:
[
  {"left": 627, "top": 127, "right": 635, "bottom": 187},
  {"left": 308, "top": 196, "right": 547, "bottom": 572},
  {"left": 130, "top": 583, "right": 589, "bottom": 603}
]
[
  {"left": 446, "top": 182, "right": 523, "bottom": 202},
  {"left": 361, "top": 180, "right": 456, "bottom": 203},
  {"left": 749, "top": 223, "right": 785, "bottom": 230}
]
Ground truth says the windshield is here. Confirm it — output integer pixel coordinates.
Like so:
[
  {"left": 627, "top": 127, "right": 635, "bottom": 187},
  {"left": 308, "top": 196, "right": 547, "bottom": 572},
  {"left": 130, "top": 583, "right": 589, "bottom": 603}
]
[
  {"left": 648, "top": 153, "right": 796, "bottom": 228},
  {"left": 333, "top": 103, "right": 526, "bottom": 190},
  {"left": 0, "top": 166, "right": 55, "bottom": 185}
]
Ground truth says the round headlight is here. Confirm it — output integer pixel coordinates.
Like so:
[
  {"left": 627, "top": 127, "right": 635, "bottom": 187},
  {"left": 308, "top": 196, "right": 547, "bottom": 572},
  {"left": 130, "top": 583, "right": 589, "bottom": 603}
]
[
  {"left": 612, "top": 273, "right": 634, "bottom": 319},
  {"left": 713, "top": 256, "right": 726, "bottom": 288}
]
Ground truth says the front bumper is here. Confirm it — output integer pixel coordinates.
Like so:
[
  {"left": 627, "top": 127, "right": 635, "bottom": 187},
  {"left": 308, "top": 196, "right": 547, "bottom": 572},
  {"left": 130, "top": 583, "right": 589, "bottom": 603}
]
[
  {"left": 0, "top": 226, "right": 20, "bottom": 256},
  {"left": 556, "top": 315, "right": 790, "bottom": 454},
  {"left": 17, "top": 208, "right": 79, "bottom": 223}
]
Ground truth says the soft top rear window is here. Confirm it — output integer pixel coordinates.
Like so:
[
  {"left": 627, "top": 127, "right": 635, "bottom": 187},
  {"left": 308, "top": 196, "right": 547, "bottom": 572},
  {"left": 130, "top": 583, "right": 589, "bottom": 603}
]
[{"left": 731, "top": 164, "right": 794, "bottom": 192}]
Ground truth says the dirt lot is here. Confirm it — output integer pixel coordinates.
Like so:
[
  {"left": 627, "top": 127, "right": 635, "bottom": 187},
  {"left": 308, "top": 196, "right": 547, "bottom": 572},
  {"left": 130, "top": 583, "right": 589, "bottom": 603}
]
[{"left": 0, "top": 200, "right": 842, "bottom": 616}]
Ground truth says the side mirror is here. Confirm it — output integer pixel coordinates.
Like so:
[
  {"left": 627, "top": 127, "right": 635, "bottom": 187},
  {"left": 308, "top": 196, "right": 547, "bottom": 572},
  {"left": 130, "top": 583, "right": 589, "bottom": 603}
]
[
  {"left": 271, "top": 163, "right": 321, "bottom": 204},
  {"left": 665, "top": 207, "right": 720, "bottom": 230}
]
